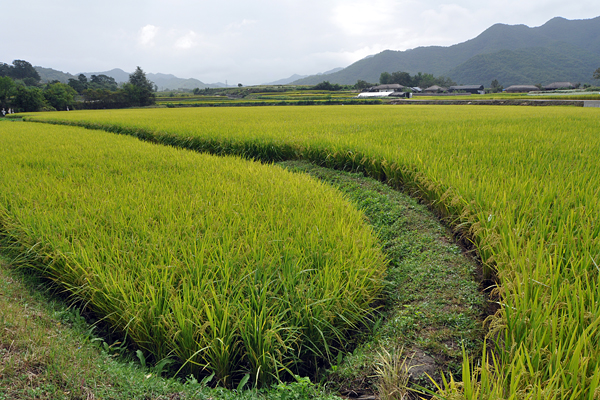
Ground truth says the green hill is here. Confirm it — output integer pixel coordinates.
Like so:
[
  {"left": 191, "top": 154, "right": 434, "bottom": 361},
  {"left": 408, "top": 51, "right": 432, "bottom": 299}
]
[
  {"left": 34, "top": 67, "right": 76, "bottom": 83},
  {"left": 34, "top": 67, "right": 222, "bottom": 90},
  {"left": 448, "top": 44, "right": 600, "bottom": 86},
  {"left": 292, "top": 16, "right": 600, "bottom": 86},
  {"left": 535, "top": 16, "right": 600, "bottom": 55}
]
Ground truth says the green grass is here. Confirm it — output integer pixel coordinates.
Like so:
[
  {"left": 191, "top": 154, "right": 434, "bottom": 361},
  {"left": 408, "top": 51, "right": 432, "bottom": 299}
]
[
  {"left": 0, "top": 255, "right": 197, "bottom": 400},
  {"left": 278, "top": 161, "right": 484, "bottom": 396}
]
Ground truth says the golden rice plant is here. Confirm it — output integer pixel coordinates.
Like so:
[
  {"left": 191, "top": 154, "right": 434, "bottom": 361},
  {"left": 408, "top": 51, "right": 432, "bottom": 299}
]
[{"left": 0, "top": 121, "right": 387, "bottom": 387}]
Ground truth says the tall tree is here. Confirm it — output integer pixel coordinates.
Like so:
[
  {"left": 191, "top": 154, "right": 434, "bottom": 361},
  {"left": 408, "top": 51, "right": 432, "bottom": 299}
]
[
  {"left": 354, "top": 80, "right": 373, "bottom": 90},
  {"left": 0, "top": 76, "right": 15, "bottom": 110},
  {"left": 390, "top": 71, "right": 412, "bottom": 86},
  {"left": 0, "top": 63, "right": 12, "bottom": 77},
  {"left": 124, "top": 66, "right": 155, "bottom": 106},
  {"left": 412, "top": 72, "right": 435, "bottom": 88},
  {"left": 10, "top": 60, "right": 41, "bottom": 83},
  {"left": 379, "top": 72, "right": 392, "bottom": 84},
  {"left": 435, "top": 76, "right": 456, "bottom": 87},
  {"left": 129, "top": 67, "right": 154, "bottom": 91},
  {"left": 44, "top": 82, "right": 77, "bottom": 111},
  {"left": 379, "top": 70, "right": 454, "bottom": 88},
  {"left": 594, "top": 67, "right": 600, "bottom": 81},
  {"left": 12, "top": 85, "right": 45, "bottom": 112},
  {"left": 68, "top": 74, "right": 92, "bottom": 94},
  {"left": 68, "top": 78, "right": 86, "bottom": 94},
  {"left": 490, "top": 79, "right": 503, "bottom": 93},
  {"left": 90, "top": 74, "right": 118, "bottom": 91},
  {"left": 312, "top": 81, "right": 341, "bottom": 91}
]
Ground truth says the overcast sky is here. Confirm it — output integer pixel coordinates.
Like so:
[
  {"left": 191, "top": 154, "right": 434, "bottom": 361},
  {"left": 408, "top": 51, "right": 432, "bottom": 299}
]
[{"left": 3, "top": 1, "right": 600, "bottom": 85}]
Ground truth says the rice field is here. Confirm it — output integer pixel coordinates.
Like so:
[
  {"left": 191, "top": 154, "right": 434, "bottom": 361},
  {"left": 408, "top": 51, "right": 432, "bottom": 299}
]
[
  {"left": 0, "top": 121, "right": 387, "bottom": 388},
  {"left": 415, "top": 92, "right": 600, "bottom": 101},
  {"left": 22, "top": 104, "right": 600, "bottom": 399},
  {"left": 155, "top": 90, "right": 377, "bottom": 107}
]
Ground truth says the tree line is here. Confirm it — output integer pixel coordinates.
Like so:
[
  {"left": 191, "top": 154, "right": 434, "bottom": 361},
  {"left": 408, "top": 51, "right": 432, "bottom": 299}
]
[
  {"left": 0, "top": 60, "right": 156, "bottom": 113},
  {"left": 305, "top": 72, "right": 456, "bottom": 92},
  {"left": 378, "top": 71, "right": 456, "bottom": 88}
]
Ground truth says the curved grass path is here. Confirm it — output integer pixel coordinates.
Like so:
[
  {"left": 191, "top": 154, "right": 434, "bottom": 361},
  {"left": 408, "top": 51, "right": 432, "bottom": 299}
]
[
  {"left": 23, "top": 105, "right": 600, "bottom": 399},
  {"left": 278, "top": 160, "right": 484, "bottom": 396}
]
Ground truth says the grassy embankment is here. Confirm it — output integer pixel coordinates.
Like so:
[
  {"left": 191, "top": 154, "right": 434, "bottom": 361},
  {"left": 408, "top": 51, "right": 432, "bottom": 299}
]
[{"left": 279, "top": 161, "right": 484, "bottom": 397}]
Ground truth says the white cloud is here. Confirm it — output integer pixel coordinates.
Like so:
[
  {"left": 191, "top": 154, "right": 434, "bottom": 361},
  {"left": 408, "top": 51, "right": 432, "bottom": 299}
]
[
  {"left": 3, "top": 0, "right": 600, "bottom": 84},
  {"left": 138, "top": 25, "right": 159, "bottom": 47},
  {"left": 174, "top": 31, "right": 199, "bottom": 50},
  {"left": 226, "top": 19, "right": 258, "bottom": 31},
  {"left": 332, "top": 0, "right": 401, "bottom": 36},
  {"left": 414, "top": 4, "right": 477, "bottom": 47}
]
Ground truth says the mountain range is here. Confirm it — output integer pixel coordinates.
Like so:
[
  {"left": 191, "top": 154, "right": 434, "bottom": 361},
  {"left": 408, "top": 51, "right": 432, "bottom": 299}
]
[
  {"left": 34, "top": 67, "right": 225, "bottom": 90},
  {"left": 33, "top": 16, "right": 600, "bottom": 89},
  {"left": 35, "top": 66, "right": 347, "bottom": 90},
  {"left": 262, "top": 68, "right": 344, "bottom": 85},
  {"left": 291, "top": 16, "right": 600, "bottom": 87}
]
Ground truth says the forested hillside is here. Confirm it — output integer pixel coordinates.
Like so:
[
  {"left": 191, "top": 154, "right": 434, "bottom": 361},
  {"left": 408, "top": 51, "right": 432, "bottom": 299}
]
[{"left": 292, "top": 16, "right": 600, "bottom": 86}]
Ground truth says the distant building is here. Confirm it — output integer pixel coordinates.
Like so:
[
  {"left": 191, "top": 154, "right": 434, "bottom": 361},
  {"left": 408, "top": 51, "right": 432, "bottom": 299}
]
[
  {"left": 357, "top": 91, "right": 394, "bottom": 98},
  {"left": 423, "top": 85, "right": 447, "bottom": 93},
  {"left": 368, "top": 84, "right": 405, "bottom": 92},
  {"left": 389, "top": 91, "right": 412, "bottom": 98},
  {"left": 544, "top": 82, "right": 576, "bottom": 90},
  {"left": 505, "top": 85, "right": 540, "bottom": 93},
  {"left": 358, "top": 84, "right": 407, "bottom": 97},
  {"left": 449, "top": 85, "right": 484, "bottom": 94}
]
